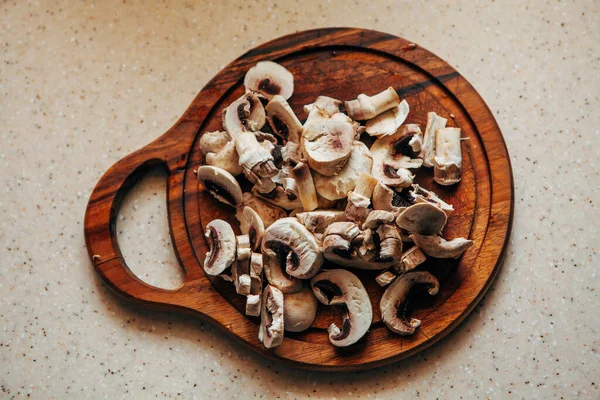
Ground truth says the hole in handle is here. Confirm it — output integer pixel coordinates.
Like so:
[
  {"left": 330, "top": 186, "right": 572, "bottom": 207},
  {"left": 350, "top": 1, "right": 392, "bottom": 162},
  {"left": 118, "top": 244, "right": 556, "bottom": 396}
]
[{"left": 116, "top": 165, "right": 184, "bottom": 290}]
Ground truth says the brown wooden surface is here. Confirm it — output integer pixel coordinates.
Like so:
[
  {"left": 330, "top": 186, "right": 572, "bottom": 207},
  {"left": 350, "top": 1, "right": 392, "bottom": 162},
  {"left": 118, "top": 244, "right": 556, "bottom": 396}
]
[{"left": 84, "top": 28, "right": 513, "bottom": 371}]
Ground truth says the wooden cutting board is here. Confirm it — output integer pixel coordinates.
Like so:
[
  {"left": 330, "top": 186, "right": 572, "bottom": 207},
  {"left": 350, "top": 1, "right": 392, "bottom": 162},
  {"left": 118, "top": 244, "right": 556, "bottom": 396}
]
[{"left": 84, "top": 28, "right": 513, "bottom": 371}]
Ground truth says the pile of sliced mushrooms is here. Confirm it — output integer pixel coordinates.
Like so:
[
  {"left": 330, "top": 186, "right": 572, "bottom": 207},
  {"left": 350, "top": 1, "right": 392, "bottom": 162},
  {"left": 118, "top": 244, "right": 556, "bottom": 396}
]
[{"left": 197, "top": 61, "right": 473, "bottom": 348}]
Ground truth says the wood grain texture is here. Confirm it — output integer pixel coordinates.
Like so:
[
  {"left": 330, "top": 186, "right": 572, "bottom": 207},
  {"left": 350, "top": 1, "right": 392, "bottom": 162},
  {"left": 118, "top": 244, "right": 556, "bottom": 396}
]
[{"left": 84, "top": 28, "right": 514, "bottom": 371}]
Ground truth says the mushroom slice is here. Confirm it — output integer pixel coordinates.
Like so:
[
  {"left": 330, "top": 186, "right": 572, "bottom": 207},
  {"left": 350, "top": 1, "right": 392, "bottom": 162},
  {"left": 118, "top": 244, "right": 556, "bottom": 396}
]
[
  {"left": 246, "top": 294, "right": 261, "bottom": 317},
  {"left": 397, "top": 246, "right": 427, "bottom": 273},
  {"left": 377, "top": 224, "right": 403, "bottom": 261},
  {"left": 410, "top": 234, "right": 474, "bottom": 258},
  {"left": 263, "top": 249, "right": 302, "bottom": 294},
  {"left": 295, "top": 210, "right": 346, "bottom": 233},
  {"left": 433, "top": 127, "right": 462, "bottom": 186},
  {"left": 203, "top": 219, "right": 236, "bottom": 276},
  {"left": 375, "top": 270, "right": 398, "bottom": 287},
  {"left": 419, "top": 112, "right": 448, "bottom": 167},
  {"left": 372, "top": 182, "right": 414, "bottom": 215},
  {"left": 266, "top": 95, "right": 303, "bottom": 143},
  {"left": 199, "top": 130, "right": 231, "bottom": 155},
  {"left": 251, "top": 173, "right": 303, "bottom": 211},
  {"left": 365, "top": 99, "right": 410, "bottom": 137},
  {"left": 258, "top": 285, "right": 285, "bottom": 348},
  {"left": 249, "top": 252, "right": 263, "bottom": 295},
  {"left": 380, "top": 271, "right": 439, "bottom": 336},
  {"left": 292, "top": 162, "right": 318, "bottom": 211},
  {"left": 283, "top": 287, "right": 318, "bottom": 333},
  {"left": 302, "top": 119, "right": 355, "bottom": 176},
  {"left": 237, "top": 206, "right": 265, "bottom": 252},
  {"left": 223, "top": 93, "right": 266, "bottom": 137},
  {"left": 362, "top": 210, "right": 395, "bottom": 230},
  {"left": 324, "top": 222, "right": 362, "bottom": 242},
  {"left": 205, "top": 141, "right": 243, "bottom": 176},
  {"left": 236, "top": 234, "right": 251, "bottom": 261},
  {"left": 345, "top": 87, "right": 400, "bottom": 120},
  {"left": 396, "top": 203, "right": 447, "bottom": 235},
  {"left": 313, "top": 141, "right": 374, "bottom": 200},
  {"left": 235, "top": 131, "right": 277, "bottom": 183},
  {"left": 238, "top": 193, "right": 287, "bottom": 228},
  {"left": 344, "top": 172, "right": 379, "bottom": 224},
  {"left": 196, "top": 166, "right": 243, "bottom": 208},
  {"left": 411, "top": 184, "right": 454, "bottom": 215},
  {"left": 245, "top": 61, "right": 294, "bottom": 100},
  {"left": 261, "top": 218, "right": 323, "bottom": 279},
  {"left": 322, "top": 234, "right": 394, "bottom": 270},
  {"left": 232, "top": 258, "right": 251, "bottom": 295},
  {"left": 311, "top": 269, "right": 372, "bottom": 347},
  {"left": 370, "top": 124, "right": 424, "bottom": 188},
  {"left": 303, "top": 96, "right": 343, "bottom": 128}
]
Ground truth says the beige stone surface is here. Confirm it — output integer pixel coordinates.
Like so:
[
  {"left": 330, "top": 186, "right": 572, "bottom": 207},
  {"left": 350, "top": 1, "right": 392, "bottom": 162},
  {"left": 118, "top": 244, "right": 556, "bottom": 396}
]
[{"left": 1, "top": 0, "right": 598, "bottom": 398}]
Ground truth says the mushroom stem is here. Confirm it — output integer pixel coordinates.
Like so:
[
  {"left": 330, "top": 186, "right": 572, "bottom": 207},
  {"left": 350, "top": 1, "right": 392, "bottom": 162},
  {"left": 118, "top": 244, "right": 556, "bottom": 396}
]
[
  {"left": 410, "top": 234, "right": 474, "bottom": 259},
  {"left": 396, "top": 246, "right": 427, "bottom": 273},
  {"left": 234, "top": 131, "right": 277, "bottom": 183},
  {"left": 433, "top": 127, "right": 462, "bottom": 186},
  {"left": 345, "top": 87, "right": 400, "bottom": 120},
  {"left": 419, "top": 112, "right": 447, "bottom": 168},
  {"left": 292, "top": 162, "right": 319, "bottom": 211},
  {"left": 352, "top": 172, "right": 379, "bottom": 198},
  {"left": 258, "top": 285, "right": 285, "bottom": 348}
]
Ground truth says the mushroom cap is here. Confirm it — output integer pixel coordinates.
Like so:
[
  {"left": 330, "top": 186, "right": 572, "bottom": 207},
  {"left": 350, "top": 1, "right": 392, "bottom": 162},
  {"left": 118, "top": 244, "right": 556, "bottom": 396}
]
[
  {"left": 261, "top": 218, "right": 323, "bottom": 279},
  {"left": 265, "top": 95, "right": 303, "bottom": 143},
  {"left": 262, "top": 249, "right": 302, "bottom": 294},
  {"left": 283, "top": 287, "right": 318, "bottom": 332},
  {"left": 380, "top": 271, "right": 439, "bottom": 336},
  {"left": 396, "top": 203, "right": 447, "bottom": 235},
  {"left": 203, "top": 219, "right": 237, "bottom": 276},
  {"left": 294, "top": 210, "right": 346, "bottom": 233},
  {"left": 365, "top": 99, "right": 410, "bottom": 137},
  {"left": 244, "top": 61, "right": 294, "bottom": 100},
  {"left": 302, "top": 119, "right": 355, "bottom": 176},
  {"left": 258, "top": 285, "right": 285, "bottom": 348},
  {"left": 199, "top": 130, "right": 231, "bottom": 155},
  {"left": 409, "top": 234, "right": 474, "bottom": 259},
  {"left": 321, "top": 234, "right": 395, "bottom": 270},
  {"left": 238, "top": 206, "right": 265, "bottom": 252},
  {"left": 362, "top": 210, "right": 395, "bottom": 230},
  {"left": 196, "top": 165, "right": 243, "bottom": 208},
  {"left": 311, "top": 269, "right": 373, "bottom": 347},
  {"left": 205, "top": 141, "right": 242, "bottom": 176},
  {"left": 223, "top": 93, "right": 266, "bottom": 138},
  {"left": 313, "top": 141, "right": 374, "bottom": 200}
]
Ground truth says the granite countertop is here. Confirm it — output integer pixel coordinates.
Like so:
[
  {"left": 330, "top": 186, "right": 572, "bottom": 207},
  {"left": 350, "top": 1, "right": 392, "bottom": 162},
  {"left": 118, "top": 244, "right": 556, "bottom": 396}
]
[{"left": 1, "top": 0, "right": 598, "bottom": 398}]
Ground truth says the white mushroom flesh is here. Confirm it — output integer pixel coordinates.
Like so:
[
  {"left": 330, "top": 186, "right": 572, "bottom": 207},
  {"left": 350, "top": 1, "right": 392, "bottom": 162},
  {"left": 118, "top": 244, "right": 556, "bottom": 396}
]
[
  {"left": 258, "top": 285, "right": 285, "bottom": 348},
  {"left": 433, "top": 127, "right": 462, "bottom": 186},
  {"left": 244, "top": 61, "right": 294, "bottom": 100},
  {"left": 302, "top": 119, "right": 355, "bottom": 176},
  {"left": 410, "top": 234, "right": 474, "bottom": 259},
  {"left": 365, "top": 99, "right": 409, "bottom": 136},
  {"left": 345, "top": 87, "right": 400, "bottom": 120},
  {"left": 283, "top": 287, "right": 318, "bottom": 332},
  {"left": 420, "top": 111, "right": 447, "bottom": 168},
  {"left": 196, "top": 165, "right": 243, "bottom": 208},
  {"left": 203, "top": 219, "right": 237, "bottom": 276}
]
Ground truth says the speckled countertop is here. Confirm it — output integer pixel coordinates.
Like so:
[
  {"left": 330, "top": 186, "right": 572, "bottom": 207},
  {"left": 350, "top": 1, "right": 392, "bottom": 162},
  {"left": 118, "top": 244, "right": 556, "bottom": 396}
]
[{"left": 1, "top": 0, "right": 598, "bottom": 399}]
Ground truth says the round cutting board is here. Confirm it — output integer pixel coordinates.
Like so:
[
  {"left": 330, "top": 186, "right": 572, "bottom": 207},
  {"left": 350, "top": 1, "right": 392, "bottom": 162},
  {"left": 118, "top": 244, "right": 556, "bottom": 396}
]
[{"left": 84, "top": 28, "right": 513, "bottom": 371}]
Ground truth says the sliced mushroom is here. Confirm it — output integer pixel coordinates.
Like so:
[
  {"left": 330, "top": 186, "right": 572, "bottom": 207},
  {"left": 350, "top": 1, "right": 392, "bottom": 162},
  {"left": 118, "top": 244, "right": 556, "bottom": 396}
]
[
  {"left": 372, "top": 182, "right": 415, "bottom": 215},
  {"left": 364, "top": 99, "right": 410, "bottom": 136},
  {"left": 370, "top": 124, "right": 424, "bottom": 189},
  {"left": 419, "top": 111, "right": 447, "bottom": 168},
  {"left": 411, "top": 184, "right": 454, "bottom": 215},
  {"left": 433, "top": 127, "right": 462, "bottom": 186},
  {"left": 396, "top": 203, "right": 447, "bottom": 235},
  {"left": 375, "top": 270, "right": 398, "bottom": 287},
  {"left": 322, "top": 233, "right": 394, "bottom": 270},
  {"left": 397, "top": 246, "right": 427, "bottom": 272},
  {"left": 249, "top": 252, "right": 263, "bottom": 294},
  {"left": 244, "top": 61, "right": 294, "bottom": 100},
  {"left": 291, "top": 162, "right": 318, "bottom": 211},
  {"left": 263, "top": 249, "right": 302, "bottom": 294},
  {"left": 344, "top": 172, "right": 379, "bottom": 224},
  {"left": 236, "top": 234, "right": 251, "bottom": 260},
  {"left": 362, "top": 210, "right": 395, "bottom": 229},
  {"left": 223, "top": 93, "right": 266, "bottom": 137},
  {"left": 345, "top": 87, "right": 400, "bottom": 120},
  {"left": 199, "top": 130, "right": 231, "bottom": 155},
  {"left": 303, "top": 96, "right": 342, "bottom": 128},
  {"left": 203, "top": 219, "right": 236, "bottom": 276},
  {"left": 205, "top": 141, "right": 243, "bottom": 176},
  {"left": 232, "top": 258, "right": 251, "bottom": 295},
  {"left": 251, "top": 169, "right": 302, "bottom": 211},
  {"left": 266, "top": 95, "right": 303, "bottom": 143},
  {"left": 234, "top": 131, "right": 277, "bottom": 183},
  {"left": 409, "top": 234, "right": 474, "bottom": 258},
  {"left": 254, "top": 130, "right": 278, "bottom": 144},
  {"left": 283, "top": 287, "right": 318, "bottom": 333},
  {"left": 311, "top": 269, "right": 372, "bottom": 347},
  {"left": 261, "top": 218, "right": 323, "bottom": 279},
  {"left": 246, "top": 294, "right": 261, "bottom": 317},
  {"left": 197, "top": 165, "right": 243, "bottom": 208},
  {"left": 258, "top": 285, "right": 285, "bottom": 348},
  {"left": 302, "top": 119, "right": 355, "bottom": 176},
  {"left": 380, "top": 271, "right": 439, "bottom": 336},
  {"left": 313, "top": 141, "right": 373, "bottom": 200},
  {"left": 239, "top": 193, "right": 287, "bottom": 228},
  {"left": 377, "top": 224, "right": 403, "bottom": 261},
  {"left": 294, "top": 210, "right": 346, "bottom": 233},
  {"left": 237, "top": 206, "right": 265, "bottom": 252}
]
